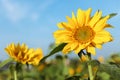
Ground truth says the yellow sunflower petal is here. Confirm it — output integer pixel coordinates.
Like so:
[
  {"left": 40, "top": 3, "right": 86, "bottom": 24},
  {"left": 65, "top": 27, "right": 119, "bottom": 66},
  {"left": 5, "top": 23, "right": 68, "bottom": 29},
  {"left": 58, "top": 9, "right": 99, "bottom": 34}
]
[
  {"left": 77, "top": 8, "right": 85, "bottom": 27},
  {"left": 54, "top": 30, "right": 71, "bottom": 38},
  {"left": 72, "top": 12, "right": 78, "bottom": 26},
  {"left": 54, "top": 30, "right": 73, "bottom": 44},
  {"left": 57, "top": 23, "right": 63, "bottom": 28},
  {"left": 70, "top": 42, "right": 79, "bottom": 50},
  {"left": 96, "top": 30, "right": 111, "bottom": 36},
  {"left": 93, "top": 30, "right": 113, "bottom": 44},
  {"left": 63, "top": 42, "right": 79, "bottom": 52},
  {"left": 89, "top": 11, "right": 102, "bottom": 27},
  {"left": 93, "top": 35, "right": 113, "bottom": 44},
  {"left": 62, "top": 44, "right": 71, "bottom": 54},
  {"left": 91, "top": 43, "right": 102, "bottom": 49},
  {"left": 94, "top": 15, "right": 109, "bottom": 31},
  {"left": 86, "top": 45, "right": 96, "bottom": 55},
  {"left": 66, "top": 16, "right": 76, "bottom": 28},
  {"left": 74, "top": 44, "right": 85, "bottom": 54},
  {"left": 17, "top": 51, "right": 22, "bottom": 58},
  {"left": 85, "top": 8, "right": 92, "bottom": 25},
  {"left": 11, "top": 43, "right": 15, "bottom": 52},
  {"left": 57, "top": 22, "right": 72, "bottom": 30},
  {"left": 95, "top": 44, "right": 102, "bottom": 49},
  {"left": 27, "top": 48, "right": 34, "bottom": 57}
]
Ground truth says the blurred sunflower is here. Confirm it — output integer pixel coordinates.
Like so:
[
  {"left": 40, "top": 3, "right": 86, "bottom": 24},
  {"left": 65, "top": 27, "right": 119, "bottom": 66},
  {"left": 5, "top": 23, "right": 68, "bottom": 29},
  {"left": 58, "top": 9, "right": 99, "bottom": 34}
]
[
  {"left": 5, "top": 43, "right": 43, "bottom": 65},
  {"left": 69, "top": 67, "right": 75, "bottom": 75},
  {"left": 54, "top": 8, "right": 113, "bottom": 55}
]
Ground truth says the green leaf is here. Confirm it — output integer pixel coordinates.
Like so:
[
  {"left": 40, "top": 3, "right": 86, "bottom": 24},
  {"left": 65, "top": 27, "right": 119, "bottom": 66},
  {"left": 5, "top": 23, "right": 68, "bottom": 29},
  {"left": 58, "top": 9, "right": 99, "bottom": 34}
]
[
  {"left": 96, "top": 72, "right": 110, "bottom": 80},
  {"left": 0, "top": 58, "right": 13, "bottom": 68},
  {"left": 40, "top": 43, "right": 67, "bottom": 62},
  {"left": 95, "top": 64, "right": 120, "bottom": 80}
]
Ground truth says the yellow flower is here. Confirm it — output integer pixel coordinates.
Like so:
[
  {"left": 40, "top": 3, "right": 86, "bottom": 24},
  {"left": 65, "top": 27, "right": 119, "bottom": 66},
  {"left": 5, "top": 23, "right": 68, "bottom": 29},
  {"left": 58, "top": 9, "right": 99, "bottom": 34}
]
[
  {"left": 5, "top": 43, "right": 43, "bottom": 65},
  {"left": 38, "top": 63, "right": 45, "bottom": 71},
  {"left": 54, "top": 8, "right": 113, "bottom": 55},
  {"left": 82, "top": 74, "right": 89, "bottom": 79},
  {"left": 69, "top": 68, "right": 75, "bottom": 75},
  {"left": 76, "top": 65, "right": 83, "bottom": 73},
  {"left": 80, "top": 54, "right": 89, "bottom": 62},
  {"left": 98, "top": 56, "right": 104, "bottom": 63}
]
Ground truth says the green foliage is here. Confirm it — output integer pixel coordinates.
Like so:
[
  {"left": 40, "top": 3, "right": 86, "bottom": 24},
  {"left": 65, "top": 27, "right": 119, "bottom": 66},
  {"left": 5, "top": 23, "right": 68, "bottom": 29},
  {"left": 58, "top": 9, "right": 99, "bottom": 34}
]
[
  {"left": 95, "top": 64, "right": 120, "bottom": 80},
  {"left": 96, "top": 72, "right": 110, "bottom": 80},
  {"left": 0, "top": 58, "right": 13, "bottom": 68},
  {"left": 1, "top": 52, "right": 120, "bottom": 80}
]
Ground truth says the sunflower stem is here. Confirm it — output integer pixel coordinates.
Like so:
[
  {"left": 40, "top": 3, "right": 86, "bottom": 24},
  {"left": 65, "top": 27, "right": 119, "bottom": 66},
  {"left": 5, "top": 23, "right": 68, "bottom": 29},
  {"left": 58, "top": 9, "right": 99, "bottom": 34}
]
[
  {"left": 87, "top": 62, "right": 94, "bottom": 80},
  {"left": 87, "top": 52, "right": 94, "bottom": 80},
  {"left": 13, "top": 70, "right": 17, "bottom": 80},
  {"left": 16, "top": 63, "right": 24, "bottom": 80},
  {"left": 78, "top": 50, "right": 94, "bottom": 80}
]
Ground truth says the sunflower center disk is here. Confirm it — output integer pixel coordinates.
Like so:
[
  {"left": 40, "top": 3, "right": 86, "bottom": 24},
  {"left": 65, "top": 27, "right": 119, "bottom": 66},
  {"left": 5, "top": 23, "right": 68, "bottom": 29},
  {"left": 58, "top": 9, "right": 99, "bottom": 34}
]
[{"left": 74, "top": 26, "right": 95, "bottom": 43}]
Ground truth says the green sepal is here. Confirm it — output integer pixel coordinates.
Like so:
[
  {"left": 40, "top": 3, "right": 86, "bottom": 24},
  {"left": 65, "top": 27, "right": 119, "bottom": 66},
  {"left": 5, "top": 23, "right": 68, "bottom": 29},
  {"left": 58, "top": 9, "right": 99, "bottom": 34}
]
[
  {"left": 108, "top": 13, "right": 117, "bottom": 19},
  {"left": 105, "top": 24, "right": 114, "bottom": 28},
  {"left": 40, "top": 43, "right": 67, "bottom": 62},
  {"left": 78, "top": 50, "right": 85, "bottom": 58},
  {"left": 102, "top": 13, "right": 117, "bottom": 19},
  {"left": 0, "top": 58, "right": 13, "bottom": 68}
]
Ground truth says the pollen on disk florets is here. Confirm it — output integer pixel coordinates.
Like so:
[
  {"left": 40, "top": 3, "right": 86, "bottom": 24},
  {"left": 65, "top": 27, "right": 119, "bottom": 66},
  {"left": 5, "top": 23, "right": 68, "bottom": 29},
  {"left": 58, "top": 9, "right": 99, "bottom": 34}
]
[{"left": 74, "top": 26, "right": 95, "bottom": 44}]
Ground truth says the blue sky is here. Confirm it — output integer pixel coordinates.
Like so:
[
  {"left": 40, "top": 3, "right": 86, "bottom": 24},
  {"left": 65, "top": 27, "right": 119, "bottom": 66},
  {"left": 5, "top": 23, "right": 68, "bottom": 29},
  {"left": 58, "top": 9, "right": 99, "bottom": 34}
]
[{"left": 0, "top": 0, "right": 120, "bottom": 60}]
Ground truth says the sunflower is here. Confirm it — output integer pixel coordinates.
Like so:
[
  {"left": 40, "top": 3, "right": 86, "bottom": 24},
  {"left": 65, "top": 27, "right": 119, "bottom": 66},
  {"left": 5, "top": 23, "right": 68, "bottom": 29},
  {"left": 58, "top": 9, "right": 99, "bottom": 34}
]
[
  {"left": 54, "top": 8, "right": 113, "bottom": 55},
  {"left": 5, "top": 43, "right": 43, "bottom": 65}
]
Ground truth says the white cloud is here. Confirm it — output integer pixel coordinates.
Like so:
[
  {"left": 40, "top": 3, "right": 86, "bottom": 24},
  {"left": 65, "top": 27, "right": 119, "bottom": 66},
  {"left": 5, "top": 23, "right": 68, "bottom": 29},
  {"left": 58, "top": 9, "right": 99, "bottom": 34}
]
[
  {"left": 1, "top": 0, "right": 29, "bottom": 23},
  {"left": 1, "top": 0, "right": 56, "bottom": 23},
  {"left": 30, "top": 0, "right": 56, "bottom": 22}
]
